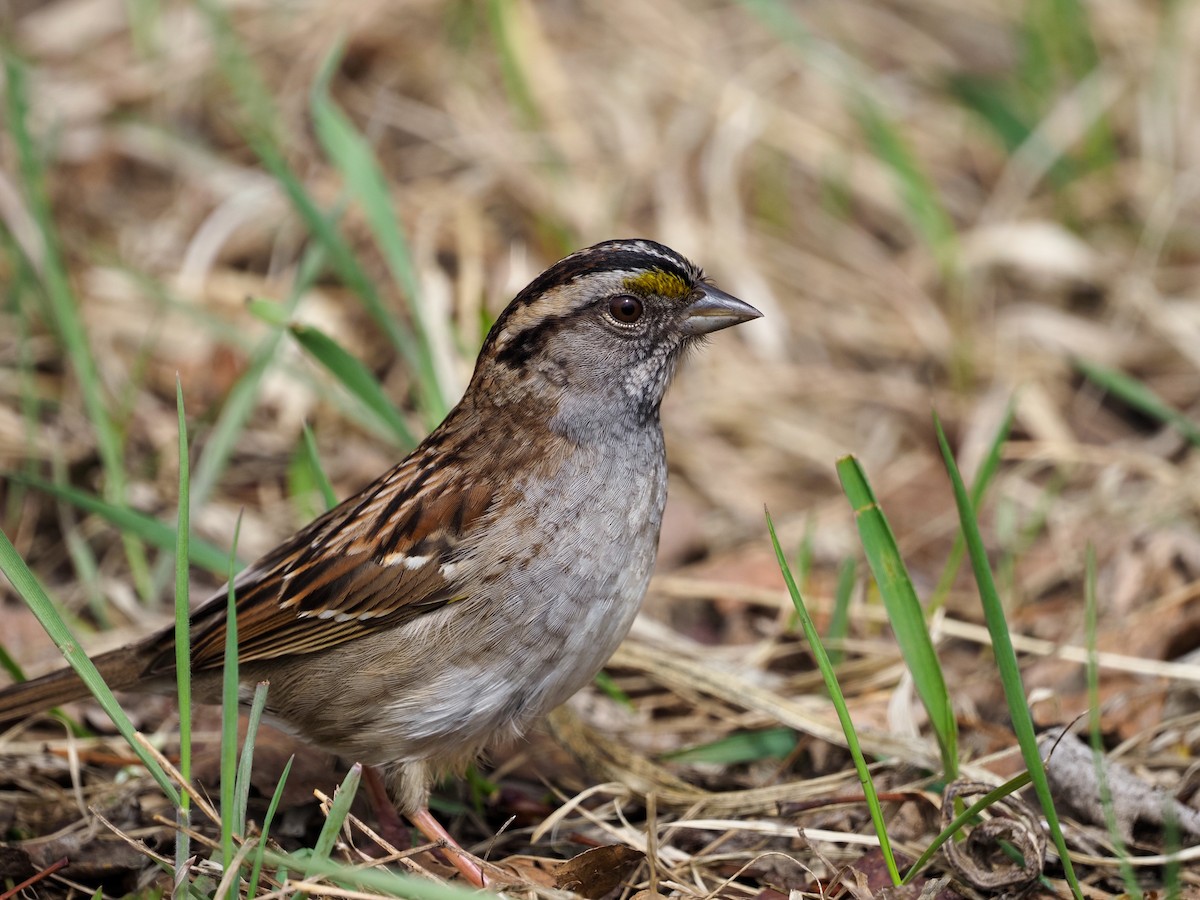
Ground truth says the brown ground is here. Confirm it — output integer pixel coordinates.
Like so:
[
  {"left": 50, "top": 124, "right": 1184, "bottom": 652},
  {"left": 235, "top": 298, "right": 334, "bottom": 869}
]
[{"left": 1, "top": 1, "right": 1199, "bottom": 897}]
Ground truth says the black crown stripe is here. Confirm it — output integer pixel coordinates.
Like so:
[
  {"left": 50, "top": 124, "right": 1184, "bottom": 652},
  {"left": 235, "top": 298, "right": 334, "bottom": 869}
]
[{"left": 480, "top": 241, "right": 701, "bottom": 368}]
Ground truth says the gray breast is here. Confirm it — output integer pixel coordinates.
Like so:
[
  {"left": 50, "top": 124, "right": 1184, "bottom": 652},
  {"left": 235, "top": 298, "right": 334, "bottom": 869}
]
[{"left": 374, "top": 426, "right": 669, "bottom": 757}]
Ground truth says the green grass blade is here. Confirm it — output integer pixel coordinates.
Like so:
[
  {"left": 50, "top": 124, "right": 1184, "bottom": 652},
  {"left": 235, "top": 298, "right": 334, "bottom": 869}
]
[
  {"left": 946, "top": 75, "right": 1077, "bottom": 188},
  {"left": 946, "top": 75, "right": 1034, "bottom": 153},
  {"left": 58, "top": 496, "right": 111, "bottom": 629},
  {"left": 300, "top": 423, "right": 338, "bottom": 512},
  {"left": 0, "top": 530, "right": 180, "bottom": 805},
  {"left": 902, "top": 771, "right": 1032, "bottom": 882},
  {"left": 933, "top": 412, "right": 1082, "bottom": 898},
  {"left": 767, "top": 509, "right": 900, "bottom": 886},
  {"left": 795, "top": 513, "right": 815, "bottom": 593},
  {"left": 244, "top": 297, "right": 290, "bottom": 329},
  {"left": 0, "top": 645, "right": 26, "bottom": 683},
  {"left": 246, "top": 754, "right": 293, "bottom": 899},
  {"left": 192, "top": 0, "right": 280, "bottom": 145},
  {"left": 785, "top": 514, "right": 817, "bottom": 632},
  {"left": 1076, "top": 358, "right": 1200, "bottom": 445},
  {"left": 4, "top": 52, "right": 152, "bottom": 603},
  {"left": 593, "top": 670, "right": 633, "bottom": 708},
  {"left": 186, "top": 324, "right": 287, "bottom": 524},
  {"left": 852, "top": 97, "right": 959, "bottom": 275},
  {"left": 174, "top": 379, "right": 193, "bottom": 883},
  {"left": 199, "top": 1, "right": 438, "bottom": 431},
  {"left": 234, "top": 681, "right": 270, "bottom": 837},
  {"left": 1085, "top": 546, "right": 1141, "bottom": 896},
  {"left": 191, "top": 0, "right": 424, "bottom": 516},
  {"left": 288, "top": 322, "right": 416, "bottom": 447},
  {"left": 264, "top": 845, "right": 499, "bottom": 900},
  {"left": 310, "top": 46, "right": 448, "bottom": 420},
  {"left": 837, "top": 455, "right": 958, "bottom": 777},
  {"left": 220, "top": 514, "right": 243, "bottom": 872},
  {"left": 1022, "top": 0, "right": 1115, "bottom": 172},
  {"left": 485, "top": 0, "right": 541, "bottom": 129},
  {"left": 827, "top": 557, "right": 856, "bottom": 665},
  {"left": 305, "top": 763, "right": 362, "bottom": 878},
  {"left": 662, "top": 728, "right": 796, "bottom": 765},
  {"left": 4, "top": 473, "right": 234, "bottom": 575},
  {"left": 185, "top": 240, "right": 330, "bottom": 510},
  {"left": 149, "top": 243, "right": 326, "bottom": 598},
  {"left": 929, "top": 398, "right": 1016, "bottom": 613},
  {"left": 737, "top": 0, "right": 957, "bottom": 275},
  {"left": 246, "top": 296, "right": 419, "bottom": 443},
  {"left": 1162, "top": 802, "right": 1182, "bottom": 898},
  {"left": 3, "top": 229, "right": 40, "bottom": 531},
  {"left": 257, "top": 168, "right": 418, "bottom": 410}
]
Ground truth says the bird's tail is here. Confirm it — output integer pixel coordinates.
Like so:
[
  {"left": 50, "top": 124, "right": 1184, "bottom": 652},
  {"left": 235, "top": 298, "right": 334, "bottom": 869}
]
[{"left": 0, "top": 645, "right": 146, "bottom": 730}]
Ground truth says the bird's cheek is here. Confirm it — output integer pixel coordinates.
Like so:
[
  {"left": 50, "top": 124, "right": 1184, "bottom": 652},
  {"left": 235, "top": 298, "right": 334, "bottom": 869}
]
[{"left": 535, "top": 356, "right": 570, "bottom": 388}]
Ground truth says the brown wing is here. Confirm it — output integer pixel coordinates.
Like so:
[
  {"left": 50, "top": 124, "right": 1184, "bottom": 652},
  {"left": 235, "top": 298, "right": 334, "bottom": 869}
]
[{"left": 148, "top": 451, "right": 496, "bottom": 674}]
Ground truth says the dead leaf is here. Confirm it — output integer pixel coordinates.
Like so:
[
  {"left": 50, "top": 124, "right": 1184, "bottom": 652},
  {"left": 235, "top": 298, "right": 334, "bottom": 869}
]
[{"left": 553, "top": 845, "right": 646, "bottom": 898}]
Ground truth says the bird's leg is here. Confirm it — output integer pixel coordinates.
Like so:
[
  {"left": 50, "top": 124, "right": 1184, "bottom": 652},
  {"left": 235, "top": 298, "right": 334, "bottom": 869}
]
[
  {"left": 409, "top": 806, "right": 488, "bottom": 888},
  {"left": 361, "top": 765, "right": 488, "bottom": 888},
  {"left": 361, "top": 764, "right": 412, "bottom": 850}
]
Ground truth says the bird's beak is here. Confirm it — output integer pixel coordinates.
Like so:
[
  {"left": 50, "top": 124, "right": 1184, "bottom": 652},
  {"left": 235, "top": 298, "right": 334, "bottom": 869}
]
[{"left": 681, "top": 285, "right": 763, "bottom": 335}]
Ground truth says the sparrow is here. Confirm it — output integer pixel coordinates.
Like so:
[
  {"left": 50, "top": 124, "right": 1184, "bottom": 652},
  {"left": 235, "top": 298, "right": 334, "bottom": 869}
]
[{"left": 0, "top": 238, "right": 761, "bottom": 884}]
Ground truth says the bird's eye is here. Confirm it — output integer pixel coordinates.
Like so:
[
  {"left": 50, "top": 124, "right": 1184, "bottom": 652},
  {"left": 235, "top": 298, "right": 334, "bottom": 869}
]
[{"left": 609, "top": 295, "right": 644, "bottom": 324}]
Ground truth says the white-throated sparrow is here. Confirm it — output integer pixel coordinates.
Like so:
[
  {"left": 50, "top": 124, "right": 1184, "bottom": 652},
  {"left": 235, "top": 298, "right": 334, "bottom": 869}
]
[{"left": 0, "top": 239, "right": 760, "bottom": 883}]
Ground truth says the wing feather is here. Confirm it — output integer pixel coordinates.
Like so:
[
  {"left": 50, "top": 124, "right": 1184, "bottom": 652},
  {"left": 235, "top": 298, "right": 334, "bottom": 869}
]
[{"left": 147, "top": 450, "right": 496, "bottom": 674}]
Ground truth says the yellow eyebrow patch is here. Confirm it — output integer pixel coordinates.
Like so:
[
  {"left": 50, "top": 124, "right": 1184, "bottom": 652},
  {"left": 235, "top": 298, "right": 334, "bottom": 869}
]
[{"left": 623, "top": 269, "right": 691, "bottom": 299}]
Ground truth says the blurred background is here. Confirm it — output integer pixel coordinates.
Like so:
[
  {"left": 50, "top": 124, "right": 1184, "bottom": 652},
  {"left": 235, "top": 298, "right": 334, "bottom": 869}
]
[{"left": 2, "top": 0, "right": 1199, "bottom": 893}]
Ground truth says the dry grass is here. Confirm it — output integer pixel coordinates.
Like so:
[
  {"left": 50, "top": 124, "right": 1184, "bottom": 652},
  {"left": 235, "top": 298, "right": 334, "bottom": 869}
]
[{"left": 2, "top": 0, "right": 1200, "bottom": 897}]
